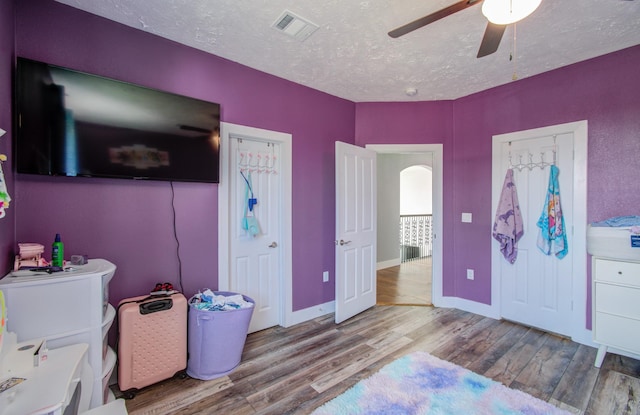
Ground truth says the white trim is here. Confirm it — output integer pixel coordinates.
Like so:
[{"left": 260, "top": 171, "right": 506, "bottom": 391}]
[
  {"left": 286, "top": 301, "right": 336, "bottom": 328},
  {"left": 458, "top": 297, "right": 500, "bottom": 319},
  {"left": 366, "top": 144, "right": 444, "bottom": 308},
  {"left": 490, "top": 120, "right": 588, "bottom": 343},
  {"left": 438, "top": 296, "right": 501, "bottom": 319},
  {"left": 218, "top": 122, "right": 293, "bottom": 330},
  {"left": 377, "top": 258, "right": 401, "bottom": 270}
]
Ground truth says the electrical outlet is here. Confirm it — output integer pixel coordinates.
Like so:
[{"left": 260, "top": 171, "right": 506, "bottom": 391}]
[
  {"left": 466, "top": 269, "right": 474, "bottom": 280},
  {"left": 323, "top": 271, "right": 329, "bottom": 282}
]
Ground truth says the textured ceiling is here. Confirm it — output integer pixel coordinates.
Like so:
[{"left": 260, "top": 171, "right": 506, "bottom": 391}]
[{"left": 55, "top": 0, "right": 640, "bottom": 102}]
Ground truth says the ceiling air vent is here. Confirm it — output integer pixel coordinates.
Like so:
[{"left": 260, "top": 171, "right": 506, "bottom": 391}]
[{"left": 272, "top": 10, "right": 319, "bottom": 42}]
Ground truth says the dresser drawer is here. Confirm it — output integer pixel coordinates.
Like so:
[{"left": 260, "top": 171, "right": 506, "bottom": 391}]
[
  {"left": 595, "top": 282, "right": 640, "bottom": 319},
  {"left": 594, "top": 258, "right": 640, "bottom": 287},
  {"left": 594, "top": 312, "right": 640, "bottom": 354}
]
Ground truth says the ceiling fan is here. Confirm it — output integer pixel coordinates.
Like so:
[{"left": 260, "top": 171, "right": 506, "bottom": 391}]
[{"left": 388, "top": 0, "right": 537, "bottom": 58}]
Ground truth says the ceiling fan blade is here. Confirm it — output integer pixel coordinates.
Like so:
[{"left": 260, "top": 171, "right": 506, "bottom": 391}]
[
  {"left": 388, "top": 0, "right": 481, "bottom": 38},
  {"left": 477, "top": 22, "right": 506, "bottom": 58}
]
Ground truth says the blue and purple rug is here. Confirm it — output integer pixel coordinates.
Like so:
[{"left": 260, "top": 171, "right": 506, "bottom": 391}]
[{"left": 312, "top": 352, "right": 570, "bottom": 415}]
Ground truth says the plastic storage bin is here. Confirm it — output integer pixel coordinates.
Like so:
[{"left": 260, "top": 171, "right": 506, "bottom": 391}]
[
  {"left": 187, "top": 291, "right": 254, "bottom": 380},
  {"left": 587, "top": 224, "right": 640, "bottom": 261}
]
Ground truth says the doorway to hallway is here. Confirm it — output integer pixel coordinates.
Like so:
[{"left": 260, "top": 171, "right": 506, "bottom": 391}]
[
  {"left": 371, "top": 148, "right": 437, "bottom": 306},
  {"left": 388, "top": 165, "right": 433, "bottom": 305}
]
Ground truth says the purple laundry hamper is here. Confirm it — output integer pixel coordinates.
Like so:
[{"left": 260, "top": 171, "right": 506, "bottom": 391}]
[{"left": 186, "top": 291, "right": 255, "bottom": 380}]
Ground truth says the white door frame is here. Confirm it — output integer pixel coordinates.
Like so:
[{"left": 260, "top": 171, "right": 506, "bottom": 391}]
[
  {"left": 490, "top": 120, "right": 590, "bottom": 345},
  {"left": 218, "top": 122, "right": 293, "bottom": 328},
  {"left": 366, "top": 144, "right": 444, "bottom": 307}
]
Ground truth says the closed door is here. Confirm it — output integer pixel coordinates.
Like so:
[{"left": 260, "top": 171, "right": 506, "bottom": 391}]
[
  {"left": 335, "top": 141, "right": 377, "bottom": 324},
  {"left": 229, "top": 137, "right": 281, "bottom": 332},
  {"left": 495, "top": 133, "right": 575, "bottom": 335}
]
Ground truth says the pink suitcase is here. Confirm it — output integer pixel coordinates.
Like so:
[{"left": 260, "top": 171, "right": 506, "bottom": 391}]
[{"left": 117, "top": 292, "right": 187, "bottom": 396}]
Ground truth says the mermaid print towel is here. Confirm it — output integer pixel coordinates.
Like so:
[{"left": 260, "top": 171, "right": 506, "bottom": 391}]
[{"left": 537, "top": 164, "right": 567, "bottom": 259}]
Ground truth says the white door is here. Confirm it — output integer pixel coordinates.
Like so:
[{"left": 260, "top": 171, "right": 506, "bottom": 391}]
[
  {"left": 226, "top": 135, "right": 282, "bottom": 333},
  {"left": 335, "top": 141, "right": 377, "bottom": 324},
  {"left": 219, "top": 123, "right": 293, "bottom": 333},
  {"left": 494, "top": 134, "right": 575, "bottom": 334}
]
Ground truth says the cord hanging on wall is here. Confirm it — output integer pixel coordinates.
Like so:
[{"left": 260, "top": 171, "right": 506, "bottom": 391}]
[
  {"left": 0, "top": 127, "right": 12, "bottom": 218},
  {"left": 0, "top": 127, "right": 6, "bottom": 161}
]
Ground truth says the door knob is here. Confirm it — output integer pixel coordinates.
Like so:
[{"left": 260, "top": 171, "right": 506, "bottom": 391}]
[
  {"left": 336, "top": 239, "right": 352, "bottom": 246},
  {"left": 268, "top": 242, "right": 278, "bottom": 248}
]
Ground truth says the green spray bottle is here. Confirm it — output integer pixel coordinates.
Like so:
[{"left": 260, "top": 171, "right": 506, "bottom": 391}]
[{"left": 52, "top": 233, "right": 64, "bottom": 267}]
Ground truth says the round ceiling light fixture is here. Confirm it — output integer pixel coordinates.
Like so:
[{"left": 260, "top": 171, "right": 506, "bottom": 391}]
[{"left": 481, "top": 0, "right": 542, "bottom": 25}]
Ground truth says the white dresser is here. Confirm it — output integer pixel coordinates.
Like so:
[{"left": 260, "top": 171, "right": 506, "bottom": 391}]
[
  {"left": 0, "top": 259, "right": 117, "bottom": 409},
  {"left": 592, "top": 257, "right": 640, "bottom": 367}
]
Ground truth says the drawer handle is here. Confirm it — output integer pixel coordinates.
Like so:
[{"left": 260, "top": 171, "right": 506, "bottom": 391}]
[{"left": 618, "top": 271, "right": 623, "bottom": 275}]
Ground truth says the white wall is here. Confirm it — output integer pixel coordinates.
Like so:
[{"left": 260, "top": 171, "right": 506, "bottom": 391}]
[
  {"left": 400, "top": 166, "right": 432, "bottom": 215},
  {"left": 377, "top": 155, "right": 400, "bottom": 264}
]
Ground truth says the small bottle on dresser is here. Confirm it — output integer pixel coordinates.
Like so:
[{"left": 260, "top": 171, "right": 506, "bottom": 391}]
[{"left": 51, "top": 233, "right": 64, "bottom": 267}]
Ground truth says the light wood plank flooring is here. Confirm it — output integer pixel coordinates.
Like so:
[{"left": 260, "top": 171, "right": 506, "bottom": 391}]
[
  {"left": 114, "top": 305, "right": 640, "bottom": 414},
  {"left": 377, "top": 257, "right": 432, "bottom": 305}
]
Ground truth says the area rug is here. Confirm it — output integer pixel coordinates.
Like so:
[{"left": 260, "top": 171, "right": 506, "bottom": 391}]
[{"left": 311, "top": 352, "right": 570, "bottom": 415}]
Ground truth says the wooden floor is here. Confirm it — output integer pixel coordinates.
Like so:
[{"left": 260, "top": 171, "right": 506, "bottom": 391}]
[
  {"left": 377, "top": 257, "right": 431, "bottom": 305},
  {"left": 115, "top": 305, "right": 640, "bottom": 415}
]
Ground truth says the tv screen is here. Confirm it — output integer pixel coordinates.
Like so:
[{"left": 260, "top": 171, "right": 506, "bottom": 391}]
[{"left": 14, "top": 57, "right": 221, "bottom": 183}]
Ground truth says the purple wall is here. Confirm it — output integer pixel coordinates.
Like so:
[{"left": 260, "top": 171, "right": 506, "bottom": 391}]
[
  {"left": 452, "top": 46, "right": 640, "bottom": 326},
  {"left": 5, "top": 0, "right": 640, "bottom": 330},
  {"left": 0, "top": 0, "right": 15, "bottom": 273},
  {"left": 452, "top": 46, "right": 640, "bottom": 311},
  {"left": 356, "top": 45, "right": 640, "bottom": 327},
  {"left": 12, "top": 0, "right": 355, "bottom": 310}
]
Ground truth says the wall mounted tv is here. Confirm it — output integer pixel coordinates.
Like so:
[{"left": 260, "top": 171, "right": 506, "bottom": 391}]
[{"left": 15, "top": 57, "right": 221, "bottom": 183}]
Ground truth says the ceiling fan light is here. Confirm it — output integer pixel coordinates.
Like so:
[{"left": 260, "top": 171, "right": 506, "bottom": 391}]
[{"left": 481, "top": 0, "right": 542, "bottom": 25}]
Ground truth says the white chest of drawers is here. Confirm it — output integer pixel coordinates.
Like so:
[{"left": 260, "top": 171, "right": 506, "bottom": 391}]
[
  {"left": 0, "top": 259, "right": 117, "bottom": 409},
  {"left": 592, "top": 257, "right": 640, "bottom": 367}
]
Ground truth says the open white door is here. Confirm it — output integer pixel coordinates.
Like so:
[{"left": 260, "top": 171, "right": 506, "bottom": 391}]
[{"left": 335, "top": 141, "right": 377, "bottom": 324}]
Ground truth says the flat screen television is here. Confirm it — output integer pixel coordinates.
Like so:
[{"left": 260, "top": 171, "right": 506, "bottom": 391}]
[{"left": 14, "top": 57, "right": 221, "bottom": 183}]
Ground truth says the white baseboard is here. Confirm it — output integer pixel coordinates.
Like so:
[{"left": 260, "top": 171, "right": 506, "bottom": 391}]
[
  {"left": 440, "top": 297, "right": 597, "bottom": 348},
  {"left": 376, "top": 258, "right": 400, "bottom": 270},
  {"left": 284, "top": 300, "right": 335, "bottom": 327},
  {"left": 282, "top": 297, "right": 605, "bottom": 360},
  {"left": 287, "top": 297, "right": 497, "bottom": 327},
  {"left": 441, "top": 296, "right": 501, "bottom": 320}
]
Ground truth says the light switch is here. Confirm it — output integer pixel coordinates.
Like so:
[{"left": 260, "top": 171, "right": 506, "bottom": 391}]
[{"left": 461, "top": 212, "right": 472, "bottom": 223}]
